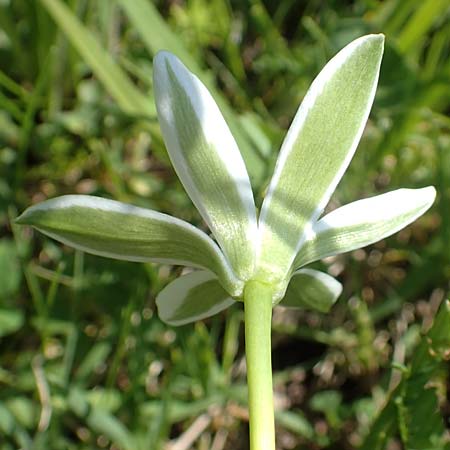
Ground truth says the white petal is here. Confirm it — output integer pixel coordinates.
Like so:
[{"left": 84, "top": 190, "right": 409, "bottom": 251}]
[
  {"left": 16, "top": 195, "right": 243, "bottom": 296},
  {"left": 294, "top": 187, "right": 436, "bottom": 268},
  {"left": 156, "top": 271, "right": 235, "bottom": 326},
  {"left": 153, "top": 51, "right": 257, "bottom": 281},
  {"left": 257, "top": 35, "right": 384, "bottom": 284},
  {"left": 279, "top": 268, "right": 342, "bottom": 312}
]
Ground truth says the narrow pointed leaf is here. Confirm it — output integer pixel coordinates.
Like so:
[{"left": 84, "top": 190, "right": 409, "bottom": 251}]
[
  {"left": 294, "top": 187, "right": 436, "bottom": 269},
  {"left": 16, "top": 195, "right": 242, "bottom": 295},
  {"left": 40, "top": 0, "right": 153, "bottom": 116},
  {"left": 279, "top": 269, "right": 342, "bottom": 312},
  {"left": 258, "top": 35, "right": 384, "bottom": 283},
  {"left": 153, "top": 52, "right": 257, "bottom": 281},
  {"left": 156, "top": 271, "right": 235, "bottom": 326}
]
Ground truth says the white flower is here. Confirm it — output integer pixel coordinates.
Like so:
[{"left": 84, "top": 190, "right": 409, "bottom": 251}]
[{"left": 17, "top": 34, "right": 436, "bottom": 325}]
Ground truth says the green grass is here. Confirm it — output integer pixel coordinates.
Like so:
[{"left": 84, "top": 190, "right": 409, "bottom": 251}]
[{"left": 1, "top": 0, "right": 449, "bottom": 449}]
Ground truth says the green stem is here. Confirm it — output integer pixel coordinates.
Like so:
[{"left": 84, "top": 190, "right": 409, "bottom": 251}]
[{"left": 244, "top": 280, "right": 275, "bottom": 450}]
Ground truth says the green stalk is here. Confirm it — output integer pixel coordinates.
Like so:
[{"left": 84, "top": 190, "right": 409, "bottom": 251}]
[{"left": 244, "top": 280, "right": 275, "bottom": 450}]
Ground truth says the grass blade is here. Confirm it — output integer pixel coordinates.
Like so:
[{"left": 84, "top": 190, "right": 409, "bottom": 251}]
[{"left": 39, "top": 0, "right": 154, "bottom": 116}]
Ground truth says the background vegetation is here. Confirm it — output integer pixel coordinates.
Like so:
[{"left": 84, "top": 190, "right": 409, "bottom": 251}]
[{"left": 0, "top": 0, "right": 449, "bottom": 449}]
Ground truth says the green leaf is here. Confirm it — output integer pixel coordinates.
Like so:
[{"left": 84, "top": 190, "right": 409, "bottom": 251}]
[
  {"left": 153, "top": 52, "right": 257, "bottom": 281},
  {"left": 309, "top": 390, "right": 343, "bottom": 429},
  {"left": 279, "top": 268, "right": 342, "bottom": 312},
  {"left": 294, "top": 187, "right": 436, "bottom": 269},
  {"left": 0, "top": 402, "right": 15, "bottom": 434},
  {"left": 16, "top": 195, "right": 242, "bottom": 296},
  {"left": 6, "top": 397, "right": 36, "bottom": 429},
  {"left": 39, "top": 0, "right": 153, "bottom": 116},
  {"left": 397, "top": 0, "right": 449, "bottom": 54},
  {"left": 361, "top": 300, "right": 450, "bottom": 450},
  {"left": 87, "top": 409, "right": 135, "bottom": 450},
  {"left": 87, "top": 389, "right": 121, "bottom": 413},
  {"left": 257, "top": 35, "right": 384, "bottom": 285},
  {"left": 275, "top": 410, "right": 314, "bottom": 439},
  {"left": 156, "top": 271, "right": 235, "bottom": 326},
  {"left": 0, "top": 239, "right": 21, "bottom": 300},
  {"left": 75, "top": 342, "right": 111, "bottom": 381},
  {"left": 0, "top": 309, "right": 24, "bottom": 338}
]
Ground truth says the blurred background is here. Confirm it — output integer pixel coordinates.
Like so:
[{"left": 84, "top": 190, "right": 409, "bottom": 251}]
[{"left": 0, "top": 1, "right": 449, "bottom": 449}]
